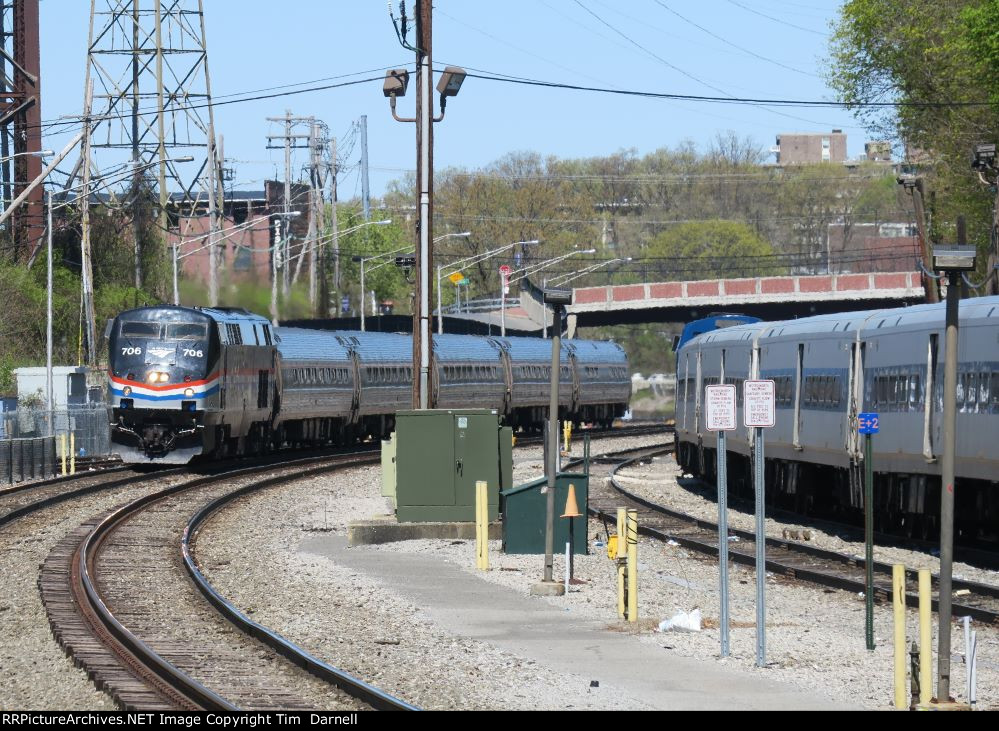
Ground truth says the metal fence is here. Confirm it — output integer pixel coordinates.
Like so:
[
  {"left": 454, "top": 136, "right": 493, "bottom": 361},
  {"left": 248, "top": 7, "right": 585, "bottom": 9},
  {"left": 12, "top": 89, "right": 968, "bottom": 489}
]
[{"left": 0, "top": 406, "right": 111, "bottom": 485}]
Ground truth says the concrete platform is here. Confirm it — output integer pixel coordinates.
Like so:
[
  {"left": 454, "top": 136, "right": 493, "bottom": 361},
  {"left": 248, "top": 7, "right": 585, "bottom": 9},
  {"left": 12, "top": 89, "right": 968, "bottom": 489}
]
[
  {"left": 303, "top": 535, "right": 851, "bottom": 710},
  {"left": 347, "top": 516, "right": 501, "bottom": 547}
]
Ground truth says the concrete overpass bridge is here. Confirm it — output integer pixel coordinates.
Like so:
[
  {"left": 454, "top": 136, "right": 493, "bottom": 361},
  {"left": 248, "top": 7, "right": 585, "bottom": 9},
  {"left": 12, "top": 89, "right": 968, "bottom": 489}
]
[{"left": 565, "top": 270, "right": 927, "bottom": 330}]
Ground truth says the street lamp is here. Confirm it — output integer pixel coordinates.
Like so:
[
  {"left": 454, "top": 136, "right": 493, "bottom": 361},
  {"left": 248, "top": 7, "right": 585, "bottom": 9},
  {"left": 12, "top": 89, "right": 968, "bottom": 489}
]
[
  {"left": 383, "top": 19, "right": 468, "bottom": 408},
  {"left": 547, "top": 257, "right": 632, "bottom": 288},
  {"left": 0, "top": 149, "right": 53, "bottom": 163},
  {"left": 932, "top": 242, "right": 975, "bottom": 704},
  {"left": 353, "top": 244, "right": 413, "bottom": 331},
  {"left": 503, "top": 248, "right": 596, "bottom": 337},
  {"left": 430, "top": 231, "right": 471, "bottom": 332}
]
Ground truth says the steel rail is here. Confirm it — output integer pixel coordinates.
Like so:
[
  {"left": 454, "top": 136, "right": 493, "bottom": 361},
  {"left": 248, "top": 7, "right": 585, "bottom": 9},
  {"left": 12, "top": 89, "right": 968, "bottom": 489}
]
[{"left": 593, "top": 448, "right": 999, "bottom": 625}]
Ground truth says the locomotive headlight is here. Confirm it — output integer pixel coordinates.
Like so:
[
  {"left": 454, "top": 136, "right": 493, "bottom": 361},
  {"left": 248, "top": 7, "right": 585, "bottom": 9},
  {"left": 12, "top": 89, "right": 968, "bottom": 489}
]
[
  {"left": 123, "top": 387, "right": 132, "bottom": 396},
  {"left": 184, "top": 388, "right": 195, "bottom": 398},
  {"left": 158, "top": 372, "right": 170, "bottom": 383},
  {"left": 146, "top": 372, "right": 159, "bottom": 384}
]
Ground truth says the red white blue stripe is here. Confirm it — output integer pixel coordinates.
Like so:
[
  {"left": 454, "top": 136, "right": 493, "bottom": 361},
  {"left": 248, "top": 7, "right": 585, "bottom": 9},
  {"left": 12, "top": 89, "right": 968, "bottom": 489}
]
[{"left": 110, "top": 372, "right": 220, "bottom": 404}]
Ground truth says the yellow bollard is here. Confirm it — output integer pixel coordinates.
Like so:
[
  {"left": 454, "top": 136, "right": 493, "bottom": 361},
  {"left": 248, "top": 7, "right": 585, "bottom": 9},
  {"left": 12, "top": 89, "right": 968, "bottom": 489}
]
[
  {"left": 893, "top": 564, "right": 907, "bottom": 710},
  {"left": 617, "top": 508, "right": 626, "bottom": 619},
  {"left": 59, "top": 434, "right": 67, "bottom": 476},
  {"left": 627, "top": 509, "right": 638, "bottom": 623},
  {"left": 70, "top": 433, "right": 76, "bottom": 475},
  {"left": 918, "top": 569, "right": 932, "bottom": 706},
  {"left": 563, "top": 421, "right": 572, "bottom": 454},
  {"left": 475, "top": 481, "right": 489, "bottom": 571}
]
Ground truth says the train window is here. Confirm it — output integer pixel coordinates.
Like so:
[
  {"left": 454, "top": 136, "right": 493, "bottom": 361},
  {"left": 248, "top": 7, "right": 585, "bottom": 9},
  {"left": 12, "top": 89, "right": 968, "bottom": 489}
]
[
  {"left": 909, "top": 375, "right": 920, "bottom": 408},
  {"left": 262, "top": 326, "right": 273, "bottom": 346},
  {"left": 992, "top": 373, "right": 999, "bottom": 407},
  {"left": 968, "top": 373, "right": 979, "bottom": 412},
  {"left": 167, "top": 323, "right": 208, "bottom": 339},
  {"left": 121, "top": 321, "right": 161, "bottom": 338}
]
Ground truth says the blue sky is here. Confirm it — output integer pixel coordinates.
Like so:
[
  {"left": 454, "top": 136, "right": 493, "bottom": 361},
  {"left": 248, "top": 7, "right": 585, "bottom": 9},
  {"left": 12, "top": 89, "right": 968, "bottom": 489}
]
[{"left": 38, "top": 1, "right": 865, "bottom": 199}]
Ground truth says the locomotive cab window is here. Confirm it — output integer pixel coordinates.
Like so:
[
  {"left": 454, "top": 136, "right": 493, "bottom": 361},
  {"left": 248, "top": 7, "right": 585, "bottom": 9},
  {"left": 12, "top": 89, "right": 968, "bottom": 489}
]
[{"left": 121, "top": 322, "right": 161, "bottom": 338}]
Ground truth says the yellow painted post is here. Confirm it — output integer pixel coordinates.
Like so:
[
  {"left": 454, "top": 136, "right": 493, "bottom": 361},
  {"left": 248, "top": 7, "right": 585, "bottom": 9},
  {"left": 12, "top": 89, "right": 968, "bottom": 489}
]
[
  {"left": 627, "top": 509, "right": 638, "bottom": 623},
  {"left": 475, "top": 481, "right": 489, "bottom": 571},
  {"left": 918, "top": 569, "right": 932, "bottom": 705},
  {"left": 59, "top": 434, "right": 67, "bottom": 476},
  {"left": 617, "top": 507, "right": 626, "bottom": 619},
  {"left": 70, "top": 433, "right": 76, "bottom": 475},
  {"left": 893, "top": 564, "right": 907, "bottom": 709},
  {"left": 563, "top": 421, "right": 571, "bottom": 453}
]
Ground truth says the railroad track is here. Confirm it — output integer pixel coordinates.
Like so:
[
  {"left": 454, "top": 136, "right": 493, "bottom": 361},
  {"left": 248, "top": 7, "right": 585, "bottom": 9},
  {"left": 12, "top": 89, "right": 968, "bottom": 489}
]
[
  {"left": 587, "top": 446, "right": 999, "bottom": 626},
  {"left": 21, "top": 423, "right": 669, "bottom": 711},
  {"left": 40, "top": 451, "right": 418, "bottom": 712}
]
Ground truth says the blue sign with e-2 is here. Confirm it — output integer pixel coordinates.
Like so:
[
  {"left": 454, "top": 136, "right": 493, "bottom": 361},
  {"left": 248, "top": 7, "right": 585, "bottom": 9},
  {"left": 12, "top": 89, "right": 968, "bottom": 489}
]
[{"left": 858, "top": 412, "right": 879, "bottom": 435}]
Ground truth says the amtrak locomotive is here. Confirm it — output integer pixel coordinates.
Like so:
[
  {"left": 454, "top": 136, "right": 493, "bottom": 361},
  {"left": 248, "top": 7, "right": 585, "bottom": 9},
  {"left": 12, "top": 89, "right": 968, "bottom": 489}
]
[
  {"left": 108, "top": 305, "right": 630, "bottom": 464},
  {"left": 675, "top": 298, "right": 999, "bottom": 540}
]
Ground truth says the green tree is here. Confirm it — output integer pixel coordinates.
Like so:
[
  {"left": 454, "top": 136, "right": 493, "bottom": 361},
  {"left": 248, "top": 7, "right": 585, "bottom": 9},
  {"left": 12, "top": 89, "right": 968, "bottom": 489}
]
[
  {"left": 645, "top": 220, "right": 783, "bottom": 280},
  {"left": 828, "top": 0, "right": 997, "bottom": 282}
]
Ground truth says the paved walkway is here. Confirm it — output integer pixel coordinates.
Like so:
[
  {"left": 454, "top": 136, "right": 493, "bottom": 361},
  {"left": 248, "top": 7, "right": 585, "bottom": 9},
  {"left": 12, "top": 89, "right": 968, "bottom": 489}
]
[{"left": 303, "top": 536, "right": 850, "bottom": 710}]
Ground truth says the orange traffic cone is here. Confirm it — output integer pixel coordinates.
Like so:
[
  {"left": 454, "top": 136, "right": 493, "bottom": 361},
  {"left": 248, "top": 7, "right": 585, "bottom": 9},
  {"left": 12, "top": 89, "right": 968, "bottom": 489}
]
[{"left": 561, "top": 483, "right": 582, "bottom": 518}]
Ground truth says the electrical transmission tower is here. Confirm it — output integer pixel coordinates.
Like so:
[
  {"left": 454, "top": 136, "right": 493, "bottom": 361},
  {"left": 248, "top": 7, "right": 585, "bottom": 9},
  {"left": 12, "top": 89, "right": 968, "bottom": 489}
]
[
  {"left": 0, "top": 0, "right": 43, "bottom": 258},
  {"left": 79, "top": 0, "right": 222, "bottom": 355}
]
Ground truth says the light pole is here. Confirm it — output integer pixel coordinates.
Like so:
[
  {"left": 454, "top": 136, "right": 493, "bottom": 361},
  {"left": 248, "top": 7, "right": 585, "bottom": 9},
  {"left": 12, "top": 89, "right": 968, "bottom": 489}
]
[
  {"left": 504, "top": 248, "right": 596, "bottom": 337},
  {"left": 351, "top": 237, "right": 410, "bottom": 332},
  {"left": 383, "top": 28, "right": 468, "bottom": 408},
  {"left": 431, "top": 231, "right": 471, "bottom": 333},
  {"left": 930, "top": 243, "right": 976, "bottom": 703}
]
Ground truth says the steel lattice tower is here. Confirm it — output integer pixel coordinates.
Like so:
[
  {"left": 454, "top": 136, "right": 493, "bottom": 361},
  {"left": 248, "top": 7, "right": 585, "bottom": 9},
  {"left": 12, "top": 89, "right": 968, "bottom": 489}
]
[
  {"left": 81, "top": 0, "right": 222, "bottom": 299},
  {"left": 0, "top": 0, "right": 42, "bottom": 259}
]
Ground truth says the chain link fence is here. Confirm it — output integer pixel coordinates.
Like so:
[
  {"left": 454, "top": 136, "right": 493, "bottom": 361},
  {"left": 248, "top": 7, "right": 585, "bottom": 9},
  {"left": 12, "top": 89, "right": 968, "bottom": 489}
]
[{"left": 0, "top": 406, "right": 111, "bottom": 485}]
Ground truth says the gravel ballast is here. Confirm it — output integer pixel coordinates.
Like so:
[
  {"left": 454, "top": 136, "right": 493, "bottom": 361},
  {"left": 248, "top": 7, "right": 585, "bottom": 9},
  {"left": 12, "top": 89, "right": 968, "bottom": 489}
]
[{"left": 198, "top": 433, "right": 997, "bottom": 710}]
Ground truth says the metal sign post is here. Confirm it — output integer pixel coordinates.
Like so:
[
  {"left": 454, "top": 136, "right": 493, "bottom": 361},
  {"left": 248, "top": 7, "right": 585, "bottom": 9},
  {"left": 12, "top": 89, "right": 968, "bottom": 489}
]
[
  {"left": 744, "top": 379, "right": 775, "bottom": 668},
  {"left": 858, "top": 411, "right": 880, "bottom": 651},
  {"left": 706, "top": 384, "right": 736, "bottom": 658}
]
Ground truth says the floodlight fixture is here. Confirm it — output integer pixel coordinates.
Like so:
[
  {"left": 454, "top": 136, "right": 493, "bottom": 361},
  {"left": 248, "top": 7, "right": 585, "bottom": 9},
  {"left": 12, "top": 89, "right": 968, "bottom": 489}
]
[
  {"left": 543, "top": 288, "right": 573, "bottom": 307},
  {"left": 972, "top": 143, "right": 997, "bottom": 172},
  {"left": 383, "top": 69, "right": 410, "bottom": 98},
  {"left": 931, "top": 245, "right": 977, "bottom": 272},
  {"left": 436, "top": 66, "right": 467, "bottom": 98}
]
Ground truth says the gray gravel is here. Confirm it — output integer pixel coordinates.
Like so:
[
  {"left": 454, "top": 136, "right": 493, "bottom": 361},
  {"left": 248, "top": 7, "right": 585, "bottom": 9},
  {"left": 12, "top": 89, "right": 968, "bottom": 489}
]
[
  {"left": 0, "top": 480, "right": 178, "bottom": 710},
  {"left": 190, "top": 433, "right": 997, "bottom": 710},
  {"left": 195, "top": 435, "right": 665, "bottom": 710}
]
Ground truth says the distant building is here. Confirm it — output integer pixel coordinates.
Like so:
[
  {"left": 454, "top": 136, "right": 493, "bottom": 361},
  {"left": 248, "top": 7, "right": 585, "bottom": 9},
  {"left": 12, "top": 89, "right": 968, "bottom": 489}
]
[
  {"left": 864, "top": 141, "right": 893, "bottom": 163},
  {"left": 773, "top": 129, "right": 847, "bottom": 165},
  {"left": 826, "top": 222, "right": 921, "bottom": 274}
]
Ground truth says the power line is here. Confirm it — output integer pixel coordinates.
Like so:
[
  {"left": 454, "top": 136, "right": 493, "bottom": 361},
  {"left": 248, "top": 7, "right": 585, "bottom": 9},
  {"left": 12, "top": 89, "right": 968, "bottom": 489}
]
[
  {"left": 651, "top": 1, "right": 820, "bottom": 78},
  {"left": 725, "top": 0, "right": 828, "bottom": 37}
]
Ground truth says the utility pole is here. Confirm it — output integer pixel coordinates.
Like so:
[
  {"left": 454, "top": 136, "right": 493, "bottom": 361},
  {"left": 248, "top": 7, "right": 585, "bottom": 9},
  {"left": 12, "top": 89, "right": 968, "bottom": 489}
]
[
  {"left": 360, "top": 114, "right": 371, "bottom": 221},
  {"left": 414, "top": 0, "right": 434, "bottom": 409},
  {"left": 266, "top": 111, "right": 313, "bottom": 299},
  {"left": 330, "top": 136, "right": 340, "bottom": 308},
  {"left": 131, "top": 0, "right": 141, "bottom": 291},
  {"left": 80, "top": 80, "right": 97, "bottom": 366}
]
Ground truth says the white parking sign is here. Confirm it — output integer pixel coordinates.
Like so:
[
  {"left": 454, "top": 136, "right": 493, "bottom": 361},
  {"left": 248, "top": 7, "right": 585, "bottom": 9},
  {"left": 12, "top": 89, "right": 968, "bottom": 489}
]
[
  {"left": 705, "top": 384, "right": 737, "bottom": 432},
  {"left": 744, "top": 380, "right": 776, "bottom": 428}
]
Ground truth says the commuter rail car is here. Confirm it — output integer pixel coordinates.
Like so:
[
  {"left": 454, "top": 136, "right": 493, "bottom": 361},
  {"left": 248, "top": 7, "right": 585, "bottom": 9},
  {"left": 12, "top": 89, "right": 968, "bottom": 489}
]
[
  {"left": 674, "top": 298, "right": 999, "bottom": 539},
  {"left": 107, "top": 306, "right": 630, "bottom": 463}
]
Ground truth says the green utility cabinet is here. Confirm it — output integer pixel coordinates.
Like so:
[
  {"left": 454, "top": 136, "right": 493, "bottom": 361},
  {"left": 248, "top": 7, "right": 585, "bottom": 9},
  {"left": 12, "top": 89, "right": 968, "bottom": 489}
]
[
  {"left": 501, "top": 473, "right": 589, "bottom": 555},
  {"left": 395, "top": 409, "right": 512, "bottom": 523}
]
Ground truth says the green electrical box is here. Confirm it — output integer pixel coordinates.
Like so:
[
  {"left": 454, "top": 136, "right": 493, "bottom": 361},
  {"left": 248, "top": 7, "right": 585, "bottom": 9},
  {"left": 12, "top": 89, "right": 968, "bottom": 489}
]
[
  {"left": 500, "top": 473, "right": 589, "bottom": 555},
  {"left": 395, "top": 409, "right": 511, "bottom": 523}
]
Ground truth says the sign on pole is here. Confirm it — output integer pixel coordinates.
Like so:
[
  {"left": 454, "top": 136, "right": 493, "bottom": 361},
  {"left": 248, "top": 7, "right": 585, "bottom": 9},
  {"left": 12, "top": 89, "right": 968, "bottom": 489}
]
[
  {"left": 743, "top": 379, "right": 775, "bottom": 668},
  {"left": 448, "top": 271, "right": 466, "bottom": 285},
  {"left": 858, "top": 412, "right": 880, "bottom": 435},
  {"left": 705, "top": 385, "right": 737, "bottom": 432},
  {"left": 744, "top": 380, "right": 776, "bottom": 428},
  {"left": 706, "top": 383, "right": 736, "bottom": 658},
  {"left": 499, "top": 264, "right": 511, "bottom": 295},
  {"left": 859, "top": 411, "right": 879, "bottom": 651}
]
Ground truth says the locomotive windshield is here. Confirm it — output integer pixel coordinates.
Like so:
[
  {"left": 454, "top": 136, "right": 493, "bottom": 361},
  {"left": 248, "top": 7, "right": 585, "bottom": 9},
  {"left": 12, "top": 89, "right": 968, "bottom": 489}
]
[{"left": 112, "top": 316, "right": 215, "bottom": 381}]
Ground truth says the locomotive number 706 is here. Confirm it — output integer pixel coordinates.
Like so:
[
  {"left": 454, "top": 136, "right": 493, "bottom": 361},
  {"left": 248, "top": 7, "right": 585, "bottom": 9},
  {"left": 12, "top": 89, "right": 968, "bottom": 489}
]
[
  {"left": 121, "top": 347, "right": 142, "bottom": 356},
  {"left": 183, "top": 349, "right": 204, "bottom": 358}
]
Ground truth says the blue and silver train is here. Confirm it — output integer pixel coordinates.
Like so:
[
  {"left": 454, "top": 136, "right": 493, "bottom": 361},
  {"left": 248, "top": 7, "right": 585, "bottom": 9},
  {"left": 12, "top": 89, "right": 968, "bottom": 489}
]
[
  {"left": 675, "top": 297, "right": 999, "bottom": 539},
  {"left": 108, "top": 306, "right": 630, "bottom": 463}
]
